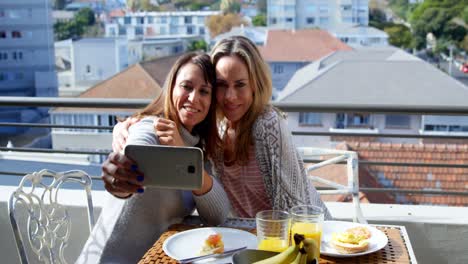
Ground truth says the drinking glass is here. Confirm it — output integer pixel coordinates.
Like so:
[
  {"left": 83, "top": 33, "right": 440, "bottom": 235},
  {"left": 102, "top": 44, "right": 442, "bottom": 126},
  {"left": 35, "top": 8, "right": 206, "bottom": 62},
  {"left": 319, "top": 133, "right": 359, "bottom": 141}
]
[
  {"left": 255, "top": 210, "right": 291, "bottom": 252},
  {"left": 290, "top": 205, "right": 324, "bottom": 251}
]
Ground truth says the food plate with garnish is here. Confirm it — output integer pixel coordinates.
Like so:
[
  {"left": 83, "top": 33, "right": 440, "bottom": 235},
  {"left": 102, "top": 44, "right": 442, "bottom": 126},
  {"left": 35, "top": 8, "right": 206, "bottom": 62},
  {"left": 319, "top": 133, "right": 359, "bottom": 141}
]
[
  {"left": 163, "top": 227, "right": 257, "bottom": 263},
  {"left": 321, "top": 221, "right": 388, "bottom": 257}
]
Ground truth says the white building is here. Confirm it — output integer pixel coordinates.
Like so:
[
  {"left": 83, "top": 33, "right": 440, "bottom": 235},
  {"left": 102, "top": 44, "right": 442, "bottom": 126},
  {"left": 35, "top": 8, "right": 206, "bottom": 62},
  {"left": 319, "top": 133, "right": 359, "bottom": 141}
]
[
  {"left": 55, "top": 38, "right": 129, "bottom": 97},
  {"left": 329, "top": 24, "right": 388, "bottom": 47},
  {"left": 128, "top": 35, "right": 201, "bottom": 62},
  {"left": 0, "top": 0, "right": 57, "bottom": 134},
  {"left": 267, "top": 0, "right": 369, "bottom": 30},
  {"left": 105, "top": 10, "right": 220, "bottom": 42}
]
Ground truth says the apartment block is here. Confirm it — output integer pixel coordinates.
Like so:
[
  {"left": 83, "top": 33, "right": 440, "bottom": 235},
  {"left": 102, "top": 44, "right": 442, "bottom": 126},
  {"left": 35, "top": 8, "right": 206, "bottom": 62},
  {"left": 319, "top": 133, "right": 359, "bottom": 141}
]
[
  {"left": 0, "top": 0, "right": 57, "bottom": 134},
  {"left": 105, "top": 10, "right": 220, "bottom": 42},
  {"left": 267, "top": 0, "right": 369, "bottom": 29}
]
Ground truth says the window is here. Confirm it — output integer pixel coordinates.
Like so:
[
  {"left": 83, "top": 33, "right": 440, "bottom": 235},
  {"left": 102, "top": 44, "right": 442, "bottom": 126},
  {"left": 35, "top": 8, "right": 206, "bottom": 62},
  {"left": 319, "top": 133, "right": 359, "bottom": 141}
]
[
  {"left": 319, "top": 17, "right": 329, "bottom": 25},
  {"left": 124, "top": 16, "right": 131, "bottom": 24},
  {"left": 270, "top": 17, "right": 277, "bottom": 24},
  {"left": 86, "top": 65, "right": 91, "bottom": 73},
  {"left": 299, "top": 113, "right": 321, "bottom": 126},
  {"left": 138, "top": 17, "right": 144, "bottom": 24},
  {"left": 184, "top": 16, "right": 192, "bottom": 24},
  {"left": 161, "top": 16, "right": 167, "bottom": 23},
  {"left": 306, "top": 17, "right": 315, "bottom": 24},
  {"left": 160, "top": 26, "right": 166, "bottom": 34},
  {"left": 147, "top": 16, "right": 154, "bottom": 23},
  {"left": 319, "top": 5, "right": 329, "bottom": 13},
  {"left": 170, "top": 16, "right": 179, "bottom": 25},
  {"left": 0, "top": 9, "right": 5, "bottom": 17},
  {"left": 336, "top": 113, "right": 371, "bottom": 128},
  {"left": 385, "top": 115, "right": 410, "bottom": 128},
  {"left": 199, "top": 27, "right": 205, "bottom": 35},
  {"left": 12, "top": 51, "right": 17, "bottom": 60},
  {"left": 0, "top": 31, "right": 5, "bottom": 38},
  {"left": 424, "top": 125, "right": 468, "bottom": 132},
  {"left": 286, "top": 17, "right": 293, "bottom": 23},
  {"left": 341, "top": 5, "right": 352, "bottom": 11},
  {"left": 273, "top": 64, "right": 284, "bottom": 74},
  {"left": 12, "top": 31, "right": 22, "bottom": 38},
  {"left": 0, "top": 52, "right": 7, "bottom": 60},
  {"left": 186, "top": 26, "right": 194, "bottom": 35},
  {"left": 197, "top": 16, "right": 205, "bottom": 24},
  {"left": 135, "top": 26, "right": 143, "bottom": 35},
  {"left": 0, "top": 72, "right": 7, "bottom": 81}
]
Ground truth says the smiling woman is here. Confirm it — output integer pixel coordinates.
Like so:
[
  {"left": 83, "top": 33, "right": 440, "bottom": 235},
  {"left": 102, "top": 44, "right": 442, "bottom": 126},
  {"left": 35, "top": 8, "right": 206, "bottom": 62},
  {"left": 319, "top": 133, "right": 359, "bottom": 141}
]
[{"left": 76, "top": 52, "right": 232, "bottom": 264}]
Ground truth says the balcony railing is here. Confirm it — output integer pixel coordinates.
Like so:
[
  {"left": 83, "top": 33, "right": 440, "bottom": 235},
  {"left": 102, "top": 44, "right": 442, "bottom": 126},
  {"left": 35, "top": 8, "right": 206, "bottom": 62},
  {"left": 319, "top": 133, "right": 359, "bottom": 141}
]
[{"left": 1, "top": 96, "right": 468, "bottom": 199}]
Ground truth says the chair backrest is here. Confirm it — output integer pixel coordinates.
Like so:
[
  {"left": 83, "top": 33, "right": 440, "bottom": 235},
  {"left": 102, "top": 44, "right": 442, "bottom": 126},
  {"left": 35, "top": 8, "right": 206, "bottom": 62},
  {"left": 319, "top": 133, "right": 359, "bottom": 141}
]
[
  {"left": 297, "top": 147, "right": 367, "bottom": 224},
  {"left": 8, "top": 169, "right": 95, "bottom": 264}
]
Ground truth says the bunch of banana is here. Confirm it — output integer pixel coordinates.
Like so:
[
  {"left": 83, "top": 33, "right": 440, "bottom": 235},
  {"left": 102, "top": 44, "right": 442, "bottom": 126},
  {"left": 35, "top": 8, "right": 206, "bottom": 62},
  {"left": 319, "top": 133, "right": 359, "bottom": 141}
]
[{"left": 253, "top": 234, "right": 319, "bottom": 264}]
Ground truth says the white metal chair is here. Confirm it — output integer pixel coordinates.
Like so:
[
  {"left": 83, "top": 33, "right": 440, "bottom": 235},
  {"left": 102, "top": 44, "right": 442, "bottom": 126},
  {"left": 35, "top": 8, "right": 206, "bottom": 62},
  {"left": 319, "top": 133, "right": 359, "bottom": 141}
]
[
  {"left": 8, "top": 169, "right": 95, "bottom": 264},
  {"left": 298, "top": 147, "right": 367, "bottom": 224}
]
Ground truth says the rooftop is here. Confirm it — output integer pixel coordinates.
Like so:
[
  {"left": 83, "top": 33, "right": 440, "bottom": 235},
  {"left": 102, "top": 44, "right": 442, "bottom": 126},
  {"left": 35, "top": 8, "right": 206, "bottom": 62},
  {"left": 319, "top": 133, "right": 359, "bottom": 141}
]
[
  {"left": 278, "top": 48, "right": 468, "bottom": 107},
  {"left": 258, "top": 29, "right": 352, "bottom": 62}
]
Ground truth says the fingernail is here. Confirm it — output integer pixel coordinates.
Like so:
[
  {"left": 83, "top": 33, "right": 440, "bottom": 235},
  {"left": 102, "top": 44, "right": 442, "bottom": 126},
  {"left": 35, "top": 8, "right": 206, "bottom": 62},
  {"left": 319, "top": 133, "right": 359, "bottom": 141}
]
[
  {"left": 131, "top": 164, "right": 138, "bottom": 171},
  {"left": 137, "top": 175, "right": 144, "bottom": 182},
  {"left": 137, "top": 188, "right": 144, "bottom": 193}
]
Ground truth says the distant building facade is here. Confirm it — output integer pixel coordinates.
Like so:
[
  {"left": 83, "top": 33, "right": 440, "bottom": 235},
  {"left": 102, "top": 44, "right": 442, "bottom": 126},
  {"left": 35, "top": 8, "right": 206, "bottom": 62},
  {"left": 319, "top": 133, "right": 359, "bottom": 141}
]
[
  {"left": 105, "top": 10, "right": 220, "bottom": 42},
  {"left": 55, "top": 38, "right": 129, "bottom": 97},
  {"left": 329, "top": 25, "right": 388, "bottom": 47},
  {"left": 258, "top": 29, "right": 352, "bottom": 97},
  {"left": 0, "top": 0, "right": 57, "bottom": 134},
  {"left": 267, "top": 0, "right": 369, "bottom": 30}
]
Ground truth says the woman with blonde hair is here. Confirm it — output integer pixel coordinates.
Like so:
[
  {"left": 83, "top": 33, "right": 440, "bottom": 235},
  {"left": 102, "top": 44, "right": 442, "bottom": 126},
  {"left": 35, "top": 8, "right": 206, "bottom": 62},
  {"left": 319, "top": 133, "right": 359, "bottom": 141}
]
[{"left": 209, "top": 36, "right": 331, "bottom": 219}]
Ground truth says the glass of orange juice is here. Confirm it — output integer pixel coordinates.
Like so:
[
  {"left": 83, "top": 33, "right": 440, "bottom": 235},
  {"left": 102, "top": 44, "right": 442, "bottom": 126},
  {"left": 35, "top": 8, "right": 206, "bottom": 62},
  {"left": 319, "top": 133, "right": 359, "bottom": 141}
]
[
  {"left": 290, "top": 205, "right": 324, "bottom": 252},
  {"left": 255, "top": 210, "right": 291, "bottom": 252}
]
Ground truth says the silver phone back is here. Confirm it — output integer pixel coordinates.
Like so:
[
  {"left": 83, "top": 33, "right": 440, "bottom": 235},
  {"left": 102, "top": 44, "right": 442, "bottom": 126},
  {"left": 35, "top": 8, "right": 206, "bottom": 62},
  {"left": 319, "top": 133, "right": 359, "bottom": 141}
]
[{"left": 124, "top": 144, "right": 203, "bottom": 190}]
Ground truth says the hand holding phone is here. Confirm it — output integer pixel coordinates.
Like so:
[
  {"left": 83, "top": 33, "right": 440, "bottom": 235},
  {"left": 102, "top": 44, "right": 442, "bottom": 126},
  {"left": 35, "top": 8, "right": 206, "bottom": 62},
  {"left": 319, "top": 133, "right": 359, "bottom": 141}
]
[{"left": 124, "top": 144, "right": 203, "bottom": 190}]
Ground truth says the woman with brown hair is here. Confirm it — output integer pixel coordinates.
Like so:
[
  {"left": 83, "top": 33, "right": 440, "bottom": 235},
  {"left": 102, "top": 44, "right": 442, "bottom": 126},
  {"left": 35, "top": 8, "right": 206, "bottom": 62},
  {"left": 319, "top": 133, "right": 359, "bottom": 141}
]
[{"left": 77, "top": 52, "right": 230, "bottom": 264}]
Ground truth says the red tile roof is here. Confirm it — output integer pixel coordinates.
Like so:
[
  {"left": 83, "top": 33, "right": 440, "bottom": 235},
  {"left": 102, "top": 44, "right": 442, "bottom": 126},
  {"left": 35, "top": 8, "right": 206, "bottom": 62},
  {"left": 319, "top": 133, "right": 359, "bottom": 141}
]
[
  {"left": 258, "top": 29, "right": 352, "bottom": 62},
  {"left": 109, "top": 9, "right": 125, "bottom": 18},
  {"left": 343, "top": 142, "right": 468, "bottom": 206},
  {"left": 54, "top": 54, "right": 181, "bottom": 113}
]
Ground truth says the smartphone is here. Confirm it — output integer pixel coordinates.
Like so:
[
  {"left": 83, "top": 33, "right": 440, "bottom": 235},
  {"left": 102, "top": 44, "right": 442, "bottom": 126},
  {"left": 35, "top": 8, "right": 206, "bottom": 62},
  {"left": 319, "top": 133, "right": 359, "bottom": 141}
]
[{"left": 124, "top": 144, "right": 203, "bottom": 190}]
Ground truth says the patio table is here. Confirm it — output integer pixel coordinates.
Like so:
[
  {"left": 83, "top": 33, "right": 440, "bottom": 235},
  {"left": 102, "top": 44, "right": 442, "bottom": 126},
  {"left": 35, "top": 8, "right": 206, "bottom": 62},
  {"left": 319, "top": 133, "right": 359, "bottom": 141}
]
[{"left": 139, "top": 216, "right": 417, "bottom": 264}]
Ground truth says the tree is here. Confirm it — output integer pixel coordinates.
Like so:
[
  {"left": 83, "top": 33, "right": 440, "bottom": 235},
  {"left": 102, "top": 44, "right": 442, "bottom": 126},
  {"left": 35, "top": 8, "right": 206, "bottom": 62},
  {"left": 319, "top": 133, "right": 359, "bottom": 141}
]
[
  {"left": 463, "top": 6, "right": 468, "bottom": 24},
  {"left": 53, "top": 8, "right": 97, "bottom": 40},
  {"left": 188, "top": 40, "right": 208, "bottom": 51},
  {"left": 206, "top": 13, "right": 248, "bottom": 38},
  {"left": 369, "top": 8, "right": 387, "bottom": 29},
  {"left": 384, "top": 24, "right": 413, "bottom": 49},
  {"left": 75, "top": 8, "right": 95, "bottom": 26},
  {"left": 252, "top": 14, "right": 266, "bottom": 26}
]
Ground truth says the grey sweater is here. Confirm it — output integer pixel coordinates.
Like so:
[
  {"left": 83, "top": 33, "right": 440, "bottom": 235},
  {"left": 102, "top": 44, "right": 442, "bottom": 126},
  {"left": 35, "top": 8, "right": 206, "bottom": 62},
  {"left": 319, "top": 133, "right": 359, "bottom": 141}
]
[
  {"left": 212, "top": 108, "right": 332, "bottom": 220},
  {"left": 76, "top": 118, "right": 231, "bottom": 264}
]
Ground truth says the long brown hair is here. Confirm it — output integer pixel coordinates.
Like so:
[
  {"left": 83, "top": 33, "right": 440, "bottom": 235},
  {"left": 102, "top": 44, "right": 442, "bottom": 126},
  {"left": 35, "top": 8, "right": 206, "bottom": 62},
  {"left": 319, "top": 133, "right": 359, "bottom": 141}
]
[
  {"left": 211, "top": 36, "right": 272, "bottom": 164},
  {"left": 134, "top": 52, "right": 219, "bottom": 159}
]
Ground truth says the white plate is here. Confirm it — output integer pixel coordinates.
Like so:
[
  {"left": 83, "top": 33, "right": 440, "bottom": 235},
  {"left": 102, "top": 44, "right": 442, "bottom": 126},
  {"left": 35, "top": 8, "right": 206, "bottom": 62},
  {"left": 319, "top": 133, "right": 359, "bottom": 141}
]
[
  {"left": 163, "top": 227, "right": 257, "bottom": 263},
  {"left": 321, "top": 221, "right": 388, "bottom": 258}
]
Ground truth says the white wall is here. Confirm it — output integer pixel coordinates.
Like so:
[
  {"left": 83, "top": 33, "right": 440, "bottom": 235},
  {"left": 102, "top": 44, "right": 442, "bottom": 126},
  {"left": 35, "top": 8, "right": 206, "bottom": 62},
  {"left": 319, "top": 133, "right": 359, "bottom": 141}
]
[{"left": 52, "top": 131, "right": 113, "bottom": 151}]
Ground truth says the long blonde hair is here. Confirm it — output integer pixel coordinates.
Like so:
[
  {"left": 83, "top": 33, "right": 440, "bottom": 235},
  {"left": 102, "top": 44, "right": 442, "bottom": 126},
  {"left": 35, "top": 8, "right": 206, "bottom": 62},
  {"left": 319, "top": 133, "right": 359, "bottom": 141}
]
[
  {"left": 134, "top": 52, "right": 218, "bottom": 159},
  {"left": 211, "top": 36, "right": 272, "bottom": 164}
]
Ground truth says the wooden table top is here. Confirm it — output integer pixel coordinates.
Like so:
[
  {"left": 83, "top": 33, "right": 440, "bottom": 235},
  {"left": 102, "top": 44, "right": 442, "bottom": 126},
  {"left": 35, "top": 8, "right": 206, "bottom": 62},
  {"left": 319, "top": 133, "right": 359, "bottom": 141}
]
[{"left": 139, "top": 221, "right": 413, "bottom": 264}]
